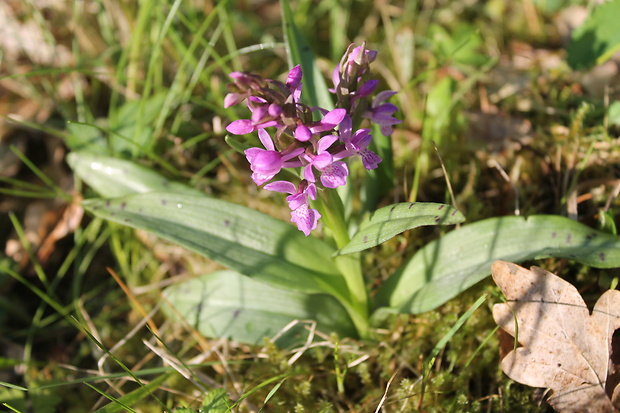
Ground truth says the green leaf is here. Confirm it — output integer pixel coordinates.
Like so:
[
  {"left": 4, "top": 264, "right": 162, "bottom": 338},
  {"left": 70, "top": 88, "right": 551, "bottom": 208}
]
[
  {"left": 567, "top": 0, "right": 620, "bottom": 70},
  {"left": 163, "top": 270, "right": 356, "bottom": 346},
  {"left": 66, "top": 121, "right": 108, "bottom": 153},
  {"left": 110, "top": 92, "right": 167, "bottom": 157},
  {"left": 608, "top": 101, "right": 620, "bottom": 127},
  {"left": 376, "top": 215, "right": 620, "bottom": 314},
  {"left": 82, "top": 192, "right": 345, "bottom": 296},
  {"left": 68, "top": 152, "right": 203, "bottom": 198},
  {"left": 201, "top": 388, "right": 232, "bottom": 413},
  {"left": 338, "top": 202, "right": 465, "bottom": 255},
  {"left": 281, "top": 0, "right": 333, "bottom": 111},
  {"left": 0, "top": 387, "right": 61, "bottom": 413},
  {"left": 224, "top": 134, "right": 253, "bottom": 154}
]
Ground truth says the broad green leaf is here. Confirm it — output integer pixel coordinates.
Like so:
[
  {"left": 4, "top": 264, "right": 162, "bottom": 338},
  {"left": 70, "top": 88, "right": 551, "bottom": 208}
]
[
  {"left": 338, "top": 202, "right": 464, "bottom": 255},
  {"left": 163, "top": 270, "right": 356, "bottom": 346},
  {"left": 281, "top": 0, "right": 333, "bottom": 111},
  {"left": 376, "top": 215, "right": 620, "bottom": 314},
  {"left": 68, "top": 152, "right": 202, "bottom": 198},
  {"left": 82, "top": 192, "right": 345, "bottom": 296},
  {"left": 567, "top": 0, "right": 620, "bottom": 70}
]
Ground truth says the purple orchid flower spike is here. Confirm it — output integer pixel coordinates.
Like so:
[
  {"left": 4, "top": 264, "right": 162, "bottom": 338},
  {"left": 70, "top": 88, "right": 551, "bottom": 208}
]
[
  {"left": 364, "top": 90, "right": 401, "bottom": 136},
  {"left": 264, "top": 180, "right": 321, "bottom": 236},
  {"left": 224, "top": 42, "right": 400, "bottom": 236},
  {"left": 244, "top": 129, "right": 303, "bottom": 185},
  {"left": 301, "top": 134, "right": 349, "bottom": 188}
]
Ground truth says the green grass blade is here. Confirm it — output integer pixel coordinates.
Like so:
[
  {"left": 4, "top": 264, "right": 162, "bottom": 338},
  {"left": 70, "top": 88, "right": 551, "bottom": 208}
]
[
  {"left": 87, "top": 383, "right": 137, "bottom": 413},
  {"left": 424, "top": 293, "right": 487, "bottom": 373},
  {"left": 260, "top": 376, "right": 288, "bottom": 410},
  {"left": 0, "top": 382, "right": 27, "bottom": 392},
  {"left": 281, "top": 0, "right": 333, "bottom": 111},
  {"left": 230, "top": 373, "right": 289, "bottom": 410},
  {"left": 377, "top": 215, "right": 620, "bottom": 314},
  {"left": 82, "top": 192, "right": 346, "bottom": 297},
  {"left": 78, "top": 324, "right": 169, "bottom": 412},
  {"left": 337, "top": 202, "right": 465, "bottom": 255},
  {"left": 91, "top": 373, "right": 170, "bottom": 413}
]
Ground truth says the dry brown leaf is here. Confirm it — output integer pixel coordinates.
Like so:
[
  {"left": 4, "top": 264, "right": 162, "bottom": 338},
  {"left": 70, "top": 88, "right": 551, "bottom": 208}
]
[{"left": 492, "top": 261, "right": 620, "bottom": 413}]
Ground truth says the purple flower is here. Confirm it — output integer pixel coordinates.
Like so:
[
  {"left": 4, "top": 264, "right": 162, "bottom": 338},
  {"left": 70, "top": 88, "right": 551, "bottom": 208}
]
[
  {"left": 338, "top": 115, "right": 382, "bottom": 170},
  {"left": 331, "top": 44, "right": 378, "bottom": 93},
  {"left": 286, "top": 65, "right": 303, "bottom": 101},
  {"left": 301, "top": 134, "right": 349, "bottom": 188},
  {"left": 224, "top": 43, "right": 400, "bottom": 236},
  {"left": 244, "top": 129, "right": 303, "bottom": 185},
  {"left": 351, "top": 79, "right": 378, "bottom": 101},
  {"left": 264, "top": 180, "right": 321, "bottom": 236},
  {"left": 224, "top": 71, "right": 265, "bottom": 108},
  {"left": 294, "top": 124, "right": 313, "bottom": 142},
  {"left": 364, "top": 90, "right": 401, "bottom": 136},
  {"left": 308, "top": 108, "right": 347, "bottom": 134}
]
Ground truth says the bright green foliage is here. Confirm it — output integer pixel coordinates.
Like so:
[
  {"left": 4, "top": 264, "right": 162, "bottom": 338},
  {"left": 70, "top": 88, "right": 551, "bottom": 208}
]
[
  {"left": 5, "top": 0, "right": 620, "bottom": 410},
  {"left": 82, "top": 193, "right": 343, "bottom": 296},
  {"left": 162, "top": 270, "right": 356, "bottom": 346},
  {"left": 567, "top": 0, "right": 620, "bottom": 69},
  {"left": 338, "top": 202, "right": 464, "bottom": 255},
  {"left": 201, "top": 388, "right": 232, "bottom": 412},
  {"left": 65, "top": 93, "right": 168, "bottom": 156},
  {"left": 68, "top": 152, "right": 202, "bottom": 198},
  {"left": 377, "top": 215, "right": 620, "bottom": 314},
  {"left": 0, "top": 387, "right": 61, "bottom": 413}
]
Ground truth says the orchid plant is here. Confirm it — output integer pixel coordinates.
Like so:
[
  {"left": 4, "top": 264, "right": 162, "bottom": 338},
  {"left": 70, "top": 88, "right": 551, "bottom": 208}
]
[
  {"left": 73, "top": 6, "right": 620, "bottom": 346},
  {"left": 225, "top": 44, "right": 398, "bottom": 238}
]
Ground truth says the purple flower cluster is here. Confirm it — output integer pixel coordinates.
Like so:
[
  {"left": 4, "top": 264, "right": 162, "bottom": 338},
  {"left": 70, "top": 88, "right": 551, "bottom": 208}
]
[{"left": 225, "top": 43, "right": 400, "bottom": 236}]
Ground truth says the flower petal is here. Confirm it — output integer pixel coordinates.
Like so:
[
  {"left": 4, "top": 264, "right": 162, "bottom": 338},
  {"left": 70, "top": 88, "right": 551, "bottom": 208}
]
[
  {"left": 264, "top": 180, "right": 296, "bottom": 194},
  {"left": 224, "top": 93, "right": 244, "bottom": 108},
  {"left": 257, "top": 129, "right": 275, "bottom": 151},
  {"left": 294, "top": 124, "right": 313, "bottom": 142},
  {"left": 226, "top": 119, "right": 254, "bottom": 135},
  {"left": 317, "top": 134, "right": 339, "bottom": 153},
  {"left": 320, "top": 108, "right": 347, "bottom": 129},
  {"left": 286, "top": 65, "right": 303, "bottom": 89},
  {"left": 251, "top": 171, "right": 276, "bottom": 186},
  {"left": 290, "top": 204, "right": 321, "bottom": 236},
  {"left": 373, "top": 90, "right": 397, "bottom": 105},
  {"left": 360, "top": 149, "right": 382, "bottom": 169},
  {"left": 320, "top": 161, "right": 348, "bottom": 188}
]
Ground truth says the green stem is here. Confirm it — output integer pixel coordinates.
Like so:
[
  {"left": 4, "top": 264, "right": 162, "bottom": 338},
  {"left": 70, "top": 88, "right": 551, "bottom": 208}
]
[{"left": 315, "top": 189, "right": 369, "bottom": 338}]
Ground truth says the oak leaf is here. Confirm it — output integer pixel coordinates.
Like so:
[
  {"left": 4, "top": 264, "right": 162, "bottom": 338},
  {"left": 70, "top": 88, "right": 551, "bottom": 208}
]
[{"left": 492, "top": 260, "right": 620, "bottom": 413}]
